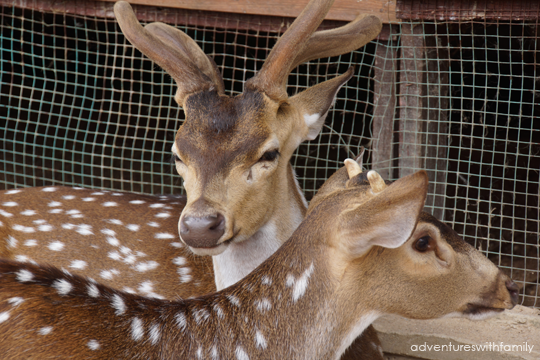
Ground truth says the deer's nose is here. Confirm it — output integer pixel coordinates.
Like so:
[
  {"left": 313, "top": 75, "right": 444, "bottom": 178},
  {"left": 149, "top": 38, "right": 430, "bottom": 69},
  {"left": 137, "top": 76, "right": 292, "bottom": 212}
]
[
  {"left": 505, "top": 279, "right": 519, "bottom": 305},
  {"left": 180, "top": 214, "right": 226, "bottom": 248}
]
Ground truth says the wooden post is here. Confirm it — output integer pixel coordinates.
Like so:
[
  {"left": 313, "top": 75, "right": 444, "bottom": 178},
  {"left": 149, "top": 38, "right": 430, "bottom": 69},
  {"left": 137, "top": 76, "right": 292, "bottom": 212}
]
[
  {"left": 372, "top": 40, "right": 397, "bottom": 180},
  {"left": 398, "top": 23, "right": 426, "bottom": 177},
  {"left": 397, "top": 24, "right": 449, "bottom": 220},
  {"left": 425, "top": 40, "right": 449, "bottom": 221}
]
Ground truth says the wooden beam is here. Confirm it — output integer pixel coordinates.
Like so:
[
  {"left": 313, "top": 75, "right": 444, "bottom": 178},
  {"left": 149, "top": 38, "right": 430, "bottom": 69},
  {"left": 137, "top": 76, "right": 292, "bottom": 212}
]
[{"left": 100, "top": 0, "right": 398, "bottom": 23}]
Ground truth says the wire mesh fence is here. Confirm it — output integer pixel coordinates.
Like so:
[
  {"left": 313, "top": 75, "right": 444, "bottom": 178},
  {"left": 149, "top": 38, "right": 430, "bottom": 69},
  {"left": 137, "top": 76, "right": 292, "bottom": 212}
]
[{"left": 0, "top": 0, "right": 538, "bottom": 307}]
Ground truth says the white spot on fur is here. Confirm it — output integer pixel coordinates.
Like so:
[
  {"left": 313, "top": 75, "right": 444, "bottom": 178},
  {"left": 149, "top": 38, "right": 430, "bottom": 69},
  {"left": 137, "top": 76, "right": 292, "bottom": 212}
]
[
  {"left": 62, "top": 195, "right": 75, "bottom": 200},
  {"left": 227, "top": 295, "right": 241, "bottom": 308},
  {"left": 211, "top": 345, "right": 219, "bottom": 360},
  {"left": 112, "top": 294, "right": 126, "bottom": 315},
  {"left": 20, "top": 210, "right": 36, "bottom": 216},
  {"left": 0, "top": 209, "right": 13, "bottom": 217},
  {"left": 147, "top": 221, "right": 160, "bottom": 227},
  {"left": 33, "top": 219, "right": 46, "bottom": 225},
  {"left": 76, "top": 224, "right": 93, "bottom": 235},
  {"left": 149, "top": 203, "right": 165, "bottom": 208},
  {"left": 8, "top": 297, "right": 25, "bottom": 306},
  {"left": 42, "top": 187, "right": 57, "bottom": 192},
  {"left": 107, "top": 237, "right": 120, "bottom": 247},
  {"left": 70, "top": 260, "right": 87, "bottom": 269},
  {"left": 177, "top": 267, "right": 192, "bottom": 283},
  {"left": 175, "top": 312, "right": 187, "bottom": 331},
  {"left": 108, "top": 219, "right": 123, "bottom": 225},
  {"left": 15, "top": 255, "right": 30, "bottom": 262},
  {"left": 101, "top": 269, "right": 120, "bottom": 280},
  {"left": 130, "top": 200, "right": 145, "bottom": 204},
  {"left": 24, "top": 239, "right": 37, "bottom": 247},
  {"left": 123, "top": 287, "right": 136, "bottom": 294},
  {"left": 292, "top": 263, "right": 315, "bottom": 302},
  {"left": 82, "top": 197, "right": 95, "bottom": 202},
  {"left": 197, "top": 347, "right": 203, "bottom": 359},
  {"left": 254, "top": 298, "right": 272, "bottom": 313},
  {"left": 7, "top": 236, "right": 17, "bottom": 248},
  {"left": 155, "top": 212, "right": 171, "bottom": 218},
  {"left": 126, "top": 224, "right": 140, "bottom": 232},
  {"left": 13, "top": 224, "right": 35, "bottom": 233},
  {"left": 213, "top": 304, "right": 225, "bottom": 319},
  {"left": 2, "top": 201, "right": 18, "bottom": 207},
  {"left": 91, "top": 192, "right": 104, "bottom": 196},
  {"left": 261, "top": 276, "right": 272, "bottom": 286},
  {"left": 87, "top": 284, "right": 100, "bottom": 298},
  {"left": 135, "top": 261, "right": 158, "bottom": 272},
  {"left": 38, "top": 224, "right": 53, "bottom": 232},
  {"left": 235, "top": 346, "right": 249, "bottom": 360},
  {"left": 172, "top": 257, "right": 187, "bottom": 266},
  {"left": 285, "top": 274, "right": 295, "bottom": 287},
  {"left": 101, "top": 229, "right": 116, "bottom": 236},
  {"left": 255, "top": 330, "right": 267, "bottom": 349},
  {"left": 87, "top": 340, "right": 100, "bottom": 350},
  {"left": 0, "top": 312, "right": 10, "bottom": 323},
  {"left": 131, "top": 317, "right": 144, "bottom": 341},
  {"left": 192, "top": 308, "right": 210, "bottom": 325},
  {"left": 48, "top": 241, "right": 65, "bottom": 251},
  {"left": 155, "top": 233, "right": 175, "bottom": 239},
  {"left": 170, "top": 242, "right": 183, "bottom": 248},
  {"left": 48, "top": 201, "right": 62, "bottom": 207},
  {"left": 16, "top": 269, "right": 34, "bottom": 282},
  {"left": 62, "top": 223, "right": 75, "bottom": 230},
  {"left": 53, "top": 279, "right": 73, "bottom": 295},
  {"left": 5, "top": 189, "right": 21, "bottom": 194},
  {"left": 38, "top": 326, "right": 53, "bottom": 335},
  {"left": 108, "top": 251, "right": 122, "bottom": 261},
  {"left": 102, "top": 202, "right": 118, "bottom": 207},
  {"left": 149, "top": 323, "right": 161, "bottom": 345},
  {"left": 48, "top": 209, "right": 63, "bottom": 214}
]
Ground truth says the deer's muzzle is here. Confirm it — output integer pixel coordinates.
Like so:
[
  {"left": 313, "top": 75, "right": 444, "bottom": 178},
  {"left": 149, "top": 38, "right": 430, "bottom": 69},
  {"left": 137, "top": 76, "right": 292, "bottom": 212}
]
[{"left": 179, "top": 213, "right": 226, "bottom": 248}]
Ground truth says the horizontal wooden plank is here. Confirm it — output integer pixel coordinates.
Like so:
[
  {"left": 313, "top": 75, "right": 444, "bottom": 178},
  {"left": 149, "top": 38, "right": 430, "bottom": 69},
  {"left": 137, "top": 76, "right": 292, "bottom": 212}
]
[{"left": 100, "top": 0, "right": 398, "bottom": 23}]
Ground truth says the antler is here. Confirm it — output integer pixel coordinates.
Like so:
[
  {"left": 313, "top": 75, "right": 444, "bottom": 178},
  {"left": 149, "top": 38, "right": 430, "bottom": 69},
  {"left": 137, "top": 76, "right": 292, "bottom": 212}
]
[
  {"left": 290, "top": 14, "right": 382, "bottom": 74},
  {"left": 246, "top": 0, "right": 382, "bottom": 102},
  {"left": 245, "top": 0, "right": 334, "bottom": 102},
  {"left": 114, "top": 1, "right": 224, "bottom": 104}
]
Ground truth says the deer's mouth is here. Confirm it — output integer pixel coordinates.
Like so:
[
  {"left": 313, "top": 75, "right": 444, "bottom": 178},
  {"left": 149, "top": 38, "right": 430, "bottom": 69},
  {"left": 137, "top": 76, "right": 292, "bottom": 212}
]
[
  {"left": 186, "top": 232, "right": 237, "bottom": 256},
  {"left": 461, "top": 303, "right": 506, "bottom": 320}
]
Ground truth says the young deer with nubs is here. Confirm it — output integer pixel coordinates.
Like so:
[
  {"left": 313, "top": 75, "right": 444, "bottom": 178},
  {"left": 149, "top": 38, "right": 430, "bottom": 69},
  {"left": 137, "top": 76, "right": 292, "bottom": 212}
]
[
  {"left": 0, "top": 0, "right": 384, "bottom": 358},
  {"left": 0, "top": 160, "right": 518, "bottom": 359}
]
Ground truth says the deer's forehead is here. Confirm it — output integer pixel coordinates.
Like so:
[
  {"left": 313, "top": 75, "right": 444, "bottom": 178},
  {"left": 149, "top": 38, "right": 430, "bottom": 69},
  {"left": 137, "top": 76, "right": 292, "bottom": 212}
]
[{"left": 182, "top": 90, "right": 273, "bottom": 132}]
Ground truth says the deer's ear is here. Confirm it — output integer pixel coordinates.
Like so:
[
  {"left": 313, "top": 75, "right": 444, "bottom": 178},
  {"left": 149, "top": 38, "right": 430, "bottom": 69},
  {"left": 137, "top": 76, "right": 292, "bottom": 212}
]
[
  {"left": 289, "top": 68, "right": 353, "bottom": 141},
  {"left": 338, "top": 171, "right": 429, "bottom": 257}
]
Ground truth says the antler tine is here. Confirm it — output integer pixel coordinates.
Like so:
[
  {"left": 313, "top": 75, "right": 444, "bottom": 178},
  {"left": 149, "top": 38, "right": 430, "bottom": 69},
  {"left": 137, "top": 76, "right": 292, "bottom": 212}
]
[
  {"left": 367, "top": 170, "right": 387, "bottom": 193},
  {"left": 144, "top": 22, "right": 225, "bottom": 96},
  {"left": 246, "top": 0, "right": 335, "bottom": 102},
  {"left": 289, "top": 14, "right": 382, "bottom": 74},
  {"left": 114, "top": 1, "right": 215, "bottom": 103}
]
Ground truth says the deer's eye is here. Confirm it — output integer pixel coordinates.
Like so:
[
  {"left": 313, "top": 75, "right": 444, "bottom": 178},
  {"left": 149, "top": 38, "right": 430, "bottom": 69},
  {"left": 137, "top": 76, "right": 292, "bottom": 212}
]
[
  {"left": 259, "top": 150, "right": 279, "bottom": 162},
  {"left": 172, "top": 154, "right": 183, "bottom": 163},
  {"left": 414, "top": 236, "right": 434, "bottom": 253}
]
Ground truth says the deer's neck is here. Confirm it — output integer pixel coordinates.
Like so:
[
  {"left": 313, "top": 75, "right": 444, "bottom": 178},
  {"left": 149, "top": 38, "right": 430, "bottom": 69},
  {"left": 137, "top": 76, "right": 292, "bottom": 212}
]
[
  {"left": 213, "top": 163, "right": 307, "bottom": 290},
  {"left": 167, "top": 232, "right": 377, "bottom": 359}
]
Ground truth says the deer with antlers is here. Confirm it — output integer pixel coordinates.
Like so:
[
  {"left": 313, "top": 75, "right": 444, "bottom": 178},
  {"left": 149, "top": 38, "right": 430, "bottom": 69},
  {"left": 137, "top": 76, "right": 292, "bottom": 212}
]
[
  {"left": 0, "top": 158, "right": 519, "bottom": 359},
  {"left": 0, "top": 0, "right": 385, "bottom": 358}
]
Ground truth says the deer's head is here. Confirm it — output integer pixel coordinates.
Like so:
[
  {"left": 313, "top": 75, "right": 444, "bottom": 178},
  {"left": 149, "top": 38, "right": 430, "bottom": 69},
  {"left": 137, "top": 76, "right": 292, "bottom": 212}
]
[
  {"left": 114, "top": 0, "right": 382, "bottom": 256},
  {"left": 306, "top": 158, "right": 518, "bottom": 325}
]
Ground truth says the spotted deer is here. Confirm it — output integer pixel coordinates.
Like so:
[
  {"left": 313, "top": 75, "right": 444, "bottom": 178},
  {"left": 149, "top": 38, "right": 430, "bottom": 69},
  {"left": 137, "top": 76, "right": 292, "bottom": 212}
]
[
  {"left": 0, "top": 161, "right": 518, "bottom": 359},
  {"left": 0, "top": 0, "right": 384, "bottom": 358}
]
